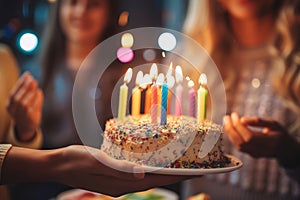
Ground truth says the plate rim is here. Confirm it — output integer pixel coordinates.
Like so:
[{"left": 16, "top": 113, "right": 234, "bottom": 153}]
[{"left": 142, "top": 154, "right": 243, "bottom": 175}]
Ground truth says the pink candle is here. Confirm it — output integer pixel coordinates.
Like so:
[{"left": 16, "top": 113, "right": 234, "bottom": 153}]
[
  {"left": 175, "top": 84, "right": 183, "bottom": 116},
  {"left": 188, "top": 79, "right": 196, "bottom": 117},
  {"left": 151, "top": 83, "right": 158, "bottom": 123},
  {"left": 175, "top": 65, "right": 183, "bottom": 116}
]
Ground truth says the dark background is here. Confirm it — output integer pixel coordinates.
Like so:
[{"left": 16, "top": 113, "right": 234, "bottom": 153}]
[{"left": 0, "top": 0, "right": 188, "bottom": 73}]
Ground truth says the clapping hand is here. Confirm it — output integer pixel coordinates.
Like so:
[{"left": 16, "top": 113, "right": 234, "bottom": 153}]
[
  {"left": 6, "top": 72, "right": 44, "bottom": 141},
  {"left": 223, "top": 112, "right": 287, "bottom": 158}
]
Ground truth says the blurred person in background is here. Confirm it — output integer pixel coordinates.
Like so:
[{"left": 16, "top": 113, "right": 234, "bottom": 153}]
[
  {"left": 182, "top": 0, "right": 300, "bottom": 199},
  {"left": 0, "top": 44, "right": 43, "bottom": 200},
  {"left": 40, "top": 0, "right": 118, "bottom": 149},
  {"left": 10, "top": 0, "right": 122, "bottom": 199}
]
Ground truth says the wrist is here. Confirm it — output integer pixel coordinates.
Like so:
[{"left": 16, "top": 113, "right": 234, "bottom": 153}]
[
  {"left": 14, "top": 125, "right": 37, "bottom": 142},
  {"left": 1, "top": 147, "right": 61, "bottom": 184}
]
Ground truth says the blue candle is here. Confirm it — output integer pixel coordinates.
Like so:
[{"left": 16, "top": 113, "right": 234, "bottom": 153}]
[{"left": 160, "top": 83, "right": 168, "bottom": 125}]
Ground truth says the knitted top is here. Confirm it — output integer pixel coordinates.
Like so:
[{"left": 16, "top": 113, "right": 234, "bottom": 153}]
[{"left": 183, "top": 42, "right": 300, "bottom": 199}]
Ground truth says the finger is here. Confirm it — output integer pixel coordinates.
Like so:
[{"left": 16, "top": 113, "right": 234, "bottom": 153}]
[
  {"left": 13, "top": 76, "right": 38, "bottom": 105},
  {"left": 231, "top": 112, "right": 253, "bottom": 142},
  {"left": 241, "top": 117, "right": 279, "bottom": 130},
  {"left": 6, "top": 73, "right": 30, "bottom": 111},
  {"left": 32, "top": 89, "right": 44, "bottom": 111},
  {"left": 23, "top": 90, "right": 38, "bottom": 108},
  {"left": 223, "top": 115, "right": 244, "bottom": 148},
  {"left": 9, "top": 72, "right": 30, "bottom": 98},
  {"left": 90, "top": 149, "right": 145, "bottom": 180}
]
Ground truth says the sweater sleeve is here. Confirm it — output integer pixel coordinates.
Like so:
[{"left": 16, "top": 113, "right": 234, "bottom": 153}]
[
  {"left": 0, "top": 144, "right": 12, "bottom": 184},
  {"left": 6, "top": 123, "right": 42, "bottom": 149}
]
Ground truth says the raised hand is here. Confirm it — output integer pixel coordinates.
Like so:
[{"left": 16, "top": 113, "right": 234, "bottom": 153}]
[
  {"left": 6, "top": 72, "right": 44, "bottom": 142},
  {"left": 223, "top": 112, "right": 288, "bottom": 158}
]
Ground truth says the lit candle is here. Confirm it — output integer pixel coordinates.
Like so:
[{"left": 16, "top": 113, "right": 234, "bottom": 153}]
[
  {"left": 151, "top": 83, "right": 158, "bottom": 124},
  {"left": 175, "top": 65, "right": 183, "bottom": 116},
  {"left": 156, "top": 73, "right": 165, "bottom": 118},
  {"left": 118, "top": 68, "right": 132, "bottom": 120},
  {"left": 131, "top": 71, "right": 143, "bottom": 116},
  {"left": 142, "top": 74, "right": 151, "bottom": 114},
  {"left": 197, "top": 73, "right": 208, "bottom": 123},
  {"left": 166, "top": 63, "right": 174, "bottom": 114},
  {"left": 145, "top": 63, "right": 158, "bottom": 114},
  {"left": 186, "top": 76, "right": 196, "bottom": 117},
  {"left": 160, "top": 82, "right": 168, "bottom": 125}
]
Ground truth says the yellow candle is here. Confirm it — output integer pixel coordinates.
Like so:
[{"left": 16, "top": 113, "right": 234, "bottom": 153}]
[
  {"left": 131, "top": 87, "right": 141, "bottom": 116},
  {"left": 167, "top": 91, "right": 172, "bottom": 114},
  {"left": 118, "top": 68, "right": 132, "bottom": 120},
  {"left": 157, "top": 87, "right": 162, "bottom": 117},
  {"left": 197, "top": 73, "right": 208, "bottom": 123},
  {"left": 131, "top": 71, "right": 143, "bottom": 116}
]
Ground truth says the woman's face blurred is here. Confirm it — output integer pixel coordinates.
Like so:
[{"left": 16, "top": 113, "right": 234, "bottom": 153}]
[
  {"left": 219, "top": 0, "right": 275, "bottom": 20},
  {"left": 60, "top": 0, "right": 109, "bottom": 44}
]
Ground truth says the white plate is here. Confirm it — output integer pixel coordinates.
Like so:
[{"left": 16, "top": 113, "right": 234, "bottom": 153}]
[
  {"left": 142, "top": 154, "right": 242, "bottom": 175},
  {"left": 57, "top": 188, "right": 178, "bottom": 200}
]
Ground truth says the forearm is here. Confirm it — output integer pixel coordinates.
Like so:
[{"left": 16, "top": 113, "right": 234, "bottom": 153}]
[{"left": 1, "top": 146, "right": 62, "bottom": 184}]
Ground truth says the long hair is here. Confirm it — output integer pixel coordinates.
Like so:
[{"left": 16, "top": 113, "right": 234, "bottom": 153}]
[
  {"left": 39, "top": 0, "right": 119, "bottom": 91},
  {"left": 183, "top": 0, "right": 300, "bottom": 130}
]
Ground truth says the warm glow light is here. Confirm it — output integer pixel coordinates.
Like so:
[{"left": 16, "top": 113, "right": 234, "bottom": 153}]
[
  {"left": 150, "top": 63, "right": 158, "bottom": 80},
  {"left": 167, "top": 76, "right": 175, "bottom": 88},
  {"left": 124, "top": 68, "right": 133, "bottom": 83},
  {"left": 175, "top": 65, "right": 183, "bottom": 83},
  {"left": 135, "top": 71, "right": 143, "bottom": 86},
  {"left": 156, "top": 73, "right": 165, "bottom": 85},
  {"left": 199, "top": 73, "right": 207, "bottom": 85},
  {"left": 158, "top": 32, "right": 177, "bottom": 51},
  {"left": 167, "top": 62, "right": 173, "bottom": 77},
  {"left": 162, "top": 51, "right": 166, "bottom": 58},
  {"left": 188, "top": 80, "right": 195, "bottom": 88},
  {"left": 121, "top": 33, "right": 134, "bottom": 48},
  {"left": 119, "top": 11, "right": 129, "bottom": 27},
  {"left": 140, "top": 74, "right": 152, "bottom": 89}
]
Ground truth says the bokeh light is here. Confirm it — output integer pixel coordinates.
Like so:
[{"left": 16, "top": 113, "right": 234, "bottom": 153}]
[
  {"left": 158, "top": 32, "right": 177, "bottom": 51},
  {"left": 121, "top": 33, "right": 134, "bottom": 48},
  {"left": 143, "top": 49, "right": 156, "bottom": 61},
  {"left": 18, "top": 32, "right": 39, "bottom": 53},
  {"left": 118, "top": 11, "right": 129, "bottom": 27},
  {"left": 117, "top": 47, "right": 134, "bottom": 63}
]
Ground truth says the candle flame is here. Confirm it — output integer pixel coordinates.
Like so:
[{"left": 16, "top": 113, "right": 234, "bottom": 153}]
[
  {"left": 186, "top": 76, "right": 191, "bottom": 81},
  {"left": 135, "top": 71, "right": 143, "bottom": 86},
  {"left": 140, "top": 74, "right": 152, "bottom": 89},
  {"left": 167, "top": 76, "right": 175, "bottom": 88},
  {"left": 188, "top": 80, "right": 195, "bottom": 88},
  {"left": 156, "top": 73, "right": 165, "bottom": 85},
  {"left": 199, "top": 73, "right": 207, "bottom": 85},
  {"left": 124, "top": 68, "right": 133, "bottom": 83},
  {"left": 175, "top": 65, "right": 183, "bottom": 83},
  {"left": 167, "top": 62, "right": 173, "bottom": 77},
  {"left": 150, "top": 63, "right": 158, "bottom": 80}
]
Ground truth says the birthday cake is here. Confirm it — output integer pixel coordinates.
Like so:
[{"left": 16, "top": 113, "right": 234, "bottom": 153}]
[{"left": 101, "top": 114, "right": 230, "bottom": 168}]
